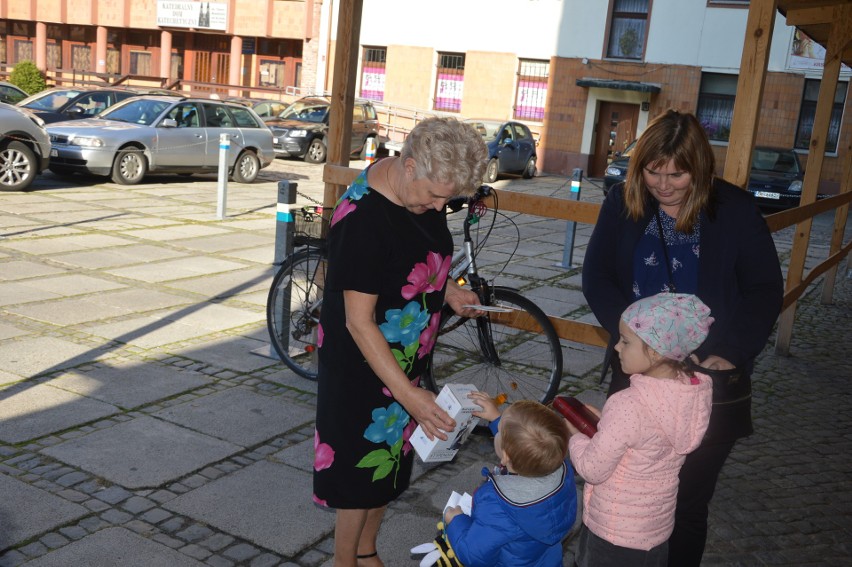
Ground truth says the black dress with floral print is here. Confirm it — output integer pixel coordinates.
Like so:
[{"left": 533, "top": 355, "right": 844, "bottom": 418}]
[{"left": 313, "top": 166, "right": 453, "bottom": 509}]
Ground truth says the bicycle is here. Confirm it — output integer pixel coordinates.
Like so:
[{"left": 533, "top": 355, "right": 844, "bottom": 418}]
[{"left": 265, "top": 186, "right": 563, "bottom": 404}]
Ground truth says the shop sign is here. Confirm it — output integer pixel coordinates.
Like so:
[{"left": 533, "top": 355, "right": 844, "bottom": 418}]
[{"left": 157, "top": 1, "right": 228, "bottom": 32}]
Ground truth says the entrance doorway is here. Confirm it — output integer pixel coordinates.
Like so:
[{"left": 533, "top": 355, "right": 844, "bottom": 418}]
[{"left": 591, "top": 102, "right": 639, "bottom": 177}]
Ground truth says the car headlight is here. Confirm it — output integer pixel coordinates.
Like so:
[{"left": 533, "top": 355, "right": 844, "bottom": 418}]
[
  {"left": 605, "top": 166, "right": 623, "bottom": 176},
  {"left": 69, "top": 135, "right": 105, "bottom": 148},
  {"left": 288, "top": 129, "right": 307, "bottom": 138},
  {"left": 788, "top": 179, "right": 803, "bottom": 193}
]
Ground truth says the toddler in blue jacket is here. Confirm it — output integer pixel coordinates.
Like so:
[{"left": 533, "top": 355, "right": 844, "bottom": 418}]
[{"left": 443, "top": 394, "right": 578, "bottom": 567}]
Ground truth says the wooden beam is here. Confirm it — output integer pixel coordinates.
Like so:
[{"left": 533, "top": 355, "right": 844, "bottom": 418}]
[
  {"left": 724, "top": 0, "right": 777, "bottom": 188},
  {"left": 785, "top": 6, "right": 836, "bottom": 25},
  {"left": 775, "top": 3, "right": 852, "bottom": 354},
  {"left": 764, "top": 191, "right": 852, "bottom": 232},
  {"left": 323, "top": 0, "right": 363, "bottom": 209},
  {"left": 820, "top": 134, "right": 852, "bottom": 303}
]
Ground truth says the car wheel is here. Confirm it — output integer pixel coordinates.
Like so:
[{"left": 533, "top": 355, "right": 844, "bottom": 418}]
[
  {"left": 232, "top": 150, "right": 260, "bottom": 184},
  {"left": 49, "top": 165, "right": 76, "bottom": 177},
  {"left": 111, "top": 149, "right": 147, "bottom": 185},
  {"left": 304, "top": 138, "right": 327, "bottom": 164},
  {"left": 0, "top": 141, "right": 38, "bottom": 192},
  {"left": 484, "top": 158, "right": 499, "bottom": 184},
  {"left": 522, "top": 156, "right": 537, "bottom": 179}
]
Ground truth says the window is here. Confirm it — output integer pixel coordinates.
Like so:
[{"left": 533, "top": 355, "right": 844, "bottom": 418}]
[
  {"left": 696, "top": 73, "right": 738, "bottom": 142},
  {"left": 71, "top": 44, "right": 91, "bottom": 70},
  {"left": 259, "top": 59, "right": 286, "bottom": 88},
  {"left": 514, "top": 59, "right": 549, "bottom": 122},
  {"left": 360, "top": 47, "right": 387, "bottom": 101},
  {"left": 13, "top": 40, "right": 33, "bottom": 64},
  {"left": 795, "top": 79, "right": 848, "bottom": 153},
  {"left": 435, "top": 52, "right": 465, "bottom": 113},
  {"left": 708, "top": 1, "right": 749, "bottom": 5},
  {"left": 129, "top": 51, "right": 152, "bottom": 75},
  {"left": 606, "top": 0, "right": 649, "bottom": 60}
]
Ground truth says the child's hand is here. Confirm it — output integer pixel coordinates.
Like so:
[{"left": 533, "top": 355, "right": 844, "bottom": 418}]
[
  {"left": 468, "top": 391, "right": 501, "bottom": 422},
  {"left": 443, "top": 505, "right": 463, "bottom": 525},
  {"left": 563, "top": 417, "right": 580, "bottom": 437}
]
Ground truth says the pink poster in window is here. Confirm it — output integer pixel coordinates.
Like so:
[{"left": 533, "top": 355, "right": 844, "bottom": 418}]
[
  {"left": 361, "top": 66, "right": 385, "bottom": 101},
  {"left": 516, "top": 81, "right": 547, "bottom": 121},
  {"left": 436, "top": 73, "right": 463, "bottom": 112}
]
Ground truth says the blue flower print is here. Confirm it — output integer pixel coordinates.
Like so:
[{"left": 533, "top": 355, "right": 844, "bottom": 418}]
[
  {"left": 336, "top": 172, "right": 370, "bottom": 205},
  {"left": 379, "top": 301, "right": 430, "bottom": 347},
  {"left": 364, "top": 402, "right": 410, "bottom": 446}
]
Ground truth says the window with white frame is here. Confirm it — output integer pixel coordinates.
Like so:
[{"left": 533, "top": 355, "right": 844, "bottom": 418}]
[
  {"left": 795, "top": 79, "right": 848, "bottom": 153},
  {"left": 361, "top": 47, "right": 387, "bottom": 101},
  {"left": 606, "top": 0, "right": 649, "bottom": 60},
  {"left": 696, "top": 73, "right": 738, "bottom": 142},
  {"left": 514, "top": 59, "right": 549, "bottom": 122},
  {"left": 434, "top": 53, "right": 465, "bottom": 113},
  {"left": 708, "top": 1, "right": 749, "bottom": 6}
]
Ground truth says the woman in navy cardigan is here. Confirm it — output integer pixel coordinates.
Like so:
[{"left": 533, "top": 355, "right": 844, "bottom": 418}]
[{"left": 582, "top": 109, "right": 783, "bottom": 567}]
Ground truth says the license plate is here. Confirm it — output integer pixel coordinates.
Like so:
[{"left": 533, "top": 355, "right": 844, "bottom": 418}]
[
  {"left": 754, "top": 190, "right": 780, "bottom": 199},
  {"left": 50, "top": 149, "right": 58, "bottom": 157},
  {"left": 272, "top": 137, "right": 279, "bottom": 144}
]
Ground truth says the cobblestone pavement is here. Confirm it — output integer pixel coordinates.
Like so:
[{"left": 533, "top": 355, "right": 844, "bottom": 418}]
[{"left": 0, "top": 160, "right": 849, "bottom": 566}]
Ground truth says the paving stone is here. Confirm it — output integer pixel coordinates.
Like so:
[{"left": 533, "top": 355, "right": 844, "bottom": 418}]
[
  {"left": 222, "top": 543, "right": 260, "bottom": 562},
  {"left": 0, "top": 474, "right": 88, "bottom": 550}
]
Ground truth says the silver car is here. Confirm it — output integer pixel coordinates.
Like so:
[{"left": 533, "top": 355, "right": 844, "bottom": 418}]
[
  {"left": 0, "top": 102, "right": 50, "bottom": 191},
  {"left": 46, "top": 96, "right": 274, "bottom": 185}
]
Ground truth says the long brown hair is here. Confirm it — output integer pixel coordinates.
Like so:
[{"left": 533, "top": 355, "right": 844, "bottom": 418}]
[{"left": 623, "top": 110, "right": 716, "bottom": 233}]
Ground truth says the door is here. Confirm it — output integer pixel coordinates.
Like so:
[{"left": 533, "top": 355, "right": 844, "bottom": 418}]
[
  {"left": 155, "top": 103, "right": 207, "bottom": 169},
  {"left": 591, "top": 102, "right": 639, "bottom": 177}
]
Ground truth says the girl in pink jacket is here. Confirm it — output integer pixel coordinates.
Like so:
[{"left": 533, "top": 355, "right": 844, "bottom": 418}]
[{"left": 567, "top": 293, "right": 714, "bottom": 567}]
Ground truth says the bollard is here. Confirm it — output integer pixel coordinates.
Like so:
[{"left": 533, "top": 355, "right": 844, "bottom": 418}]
[
  {"left": 274, "top": 180, "right": 298, "bottom": 266},
  {"left": 365, "top": 137, "right": 377, "bottom": 164},
  {"left": 556, "top": 168, "right": 583, "bottom": 269},
  {"left": 216, "top": 133, "right": 229, "bottom": 219}
]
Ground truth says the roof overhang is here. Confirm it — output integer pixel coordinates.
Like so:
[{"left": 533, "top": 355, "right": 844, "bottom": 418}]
[
  {"left": 576, "top": 78, "right": 662, "bottom": 93},
  {"left": 778, "top": 0, "right": 852, "bottom": 67}
]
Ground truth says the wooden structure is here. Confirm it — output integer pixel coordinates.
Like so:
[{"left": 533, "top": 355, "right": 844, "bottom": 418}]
[{"left": 322, "top": 0, "right": 852, "bottom": 354}]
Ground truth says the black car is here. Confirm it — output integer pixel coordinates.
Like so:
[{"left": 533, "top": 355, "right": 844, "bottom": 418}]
[
  {"left": 17, "top": 87, "right": 152, "bottom": 124},
  {"left": 603, "top": 139, "right": 636, "bottom": 194},
  {"left": 465, "top": 119, "right": 537, "bottom": 183},
  {"left": 746, "top": 147, "right": 808, "bottom": 209},
  {"left": 265, "top": 96, "right": 379, "bottom": 164},
  {"left": 0, "top": 82, "right": 28, "bottom": 105}
]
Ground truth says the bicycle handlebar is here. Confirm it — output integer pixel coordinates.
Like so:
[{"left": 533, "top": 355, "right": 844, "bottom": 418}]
[{"left": 446, "top": 184, "right": 493, "bottom": 213}]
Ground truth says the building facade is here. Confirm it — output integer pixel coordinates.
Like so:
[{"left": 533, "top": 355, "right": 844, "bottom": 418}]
[{"left": 2, "top": 0, "right": 849, "bottom": 192}]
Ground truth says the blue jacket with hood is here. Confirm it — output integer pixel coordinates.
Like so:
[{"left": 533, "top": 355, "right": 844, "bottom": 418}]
[{"left": 445, "top": 420, "right": 577, "bottom": 566}]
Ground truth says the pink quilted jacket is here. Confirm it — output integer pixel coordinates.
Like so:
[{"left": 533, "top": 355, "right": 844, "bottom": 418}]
[{"left": 569, "top": 372, "right": 712, "bottom": 550}]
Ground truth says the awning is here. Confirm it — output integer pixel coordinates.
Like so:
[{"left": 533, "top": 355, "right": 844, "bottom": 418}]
[{"left": 576, "top": 78, "right": 662, "bottom": 93}]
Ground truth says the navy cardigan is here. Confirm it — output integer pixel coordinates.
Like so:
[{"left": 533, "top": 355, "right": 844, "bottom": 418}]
[{"left": 582, "top": 179, "right": 783, "bottom": 369}]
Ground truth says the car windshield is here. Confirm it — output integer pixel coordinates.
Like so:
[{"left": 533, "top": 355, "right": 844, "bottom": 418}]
[
  {"left": 465, "top": 120, "right": 503, "bottom": 141},
  {"left": 99, "top": 99, "right": 172, "bottom": 126},
  {"left": 751, "top": 149, "right": 800, "bottom": 174},
  {"left": 22, "top": 89, "right": 83, "bottom": 111},
  {"left": 621, "top": 139, "right": 637, "bottom": 157},
  {"left": 279, "top": 101, "right": 329, "bottom": 123}
]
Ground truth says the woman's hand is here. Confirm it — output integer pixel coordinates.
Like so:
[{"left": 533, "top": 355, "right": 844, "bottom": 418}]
[
  {"left": 444, "top": 278, "right": 484, "bottom": 318},
  {"left": 397, "top": 386, "right": 456, "bottom": 442},
  {"left": 692, "top": 354, "right": 735, "bottom": 371}
]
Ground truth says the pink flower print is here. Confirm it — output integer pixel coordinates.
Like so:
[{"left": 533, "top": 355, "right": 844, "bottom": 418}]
[
  {"left": 627, "top": 312, "right": 654, "bottom": 334},
  {"left": 317, "top": 323, "right": 324, "bottom": 348},
  {"left": 401, "top": 419, "right": 417, "bottom": 456},
  {"left": 417, "top": 312, "right": 441, "bottom": 359},
  {"left": 314, "top": 429, "right": 335, "bottom": 471},
  {"left": 312, "top": 494, "right": 328, "bottom": 507},
  {"left": 401, "top": 252, "right": 452, "bottom": 300},
  {"left": 331, "top": 199, "right": 356, "bottom": 227}
]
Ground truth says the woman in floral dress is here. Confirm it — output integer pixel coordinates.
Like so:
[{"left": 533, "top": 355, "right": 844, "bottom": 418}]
[{"left": 313, "top": 117, "right": 487, "bottom": 567}]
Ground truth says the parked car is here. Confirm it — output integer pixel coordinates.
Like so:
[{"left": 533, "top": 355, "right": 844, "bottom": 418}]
[
  {"left": 0, "top": 82, "right": 28, "bottom": 105},
  {"left": 603, "top": 139, "right": 636, "bottom": 194},
  {"left": 226, "top": 97, "right": 288, "bottom": 120},
  {"left": 465, "top": 119, "right": 537, "bottom": 183},
  {"left": 0, "top": 102, "right": 50, "bottom": 191},
  {"left": 265, "top": 96, "right": 379, "bottom": 163},
  {"left": 746, "top": 147, "right": 811, "bottom": 209},
  {"left": 45, "top": 96, "right": 274, "bottom": 185},
  {"left": 18, "top": 87, "right": 155, "bottom": 124}
]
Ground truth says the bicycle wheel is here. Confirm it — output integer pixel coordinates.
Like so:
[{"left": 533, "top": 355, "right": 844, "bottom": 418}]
[
  {"left": 425, "top": 287, "right": 563, "bottom": 404},
  {"left": 266, "top": 249, "right": 327, "bottom": 379}
]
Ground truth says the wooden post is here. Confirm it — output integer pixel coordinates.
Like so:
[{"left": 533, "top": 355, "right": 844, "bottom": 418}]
[
  {"left": 723, "top": 0, "right": 776, "bottom": 189},
  {"left": 775, "top": 4, "right": 852, "bottom": 354},
  {"left": 820, "top": 131, "right": 852, "bottom": 304},
  {"left": 323, "top": 0, "right": 362, "bottom": 209}
]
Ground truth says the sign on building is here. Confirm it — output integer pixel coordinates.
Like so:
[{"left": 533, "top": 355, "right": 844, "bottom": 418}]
[{"left": 157, "top": 1, "right": 228, "bottom": 32}]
